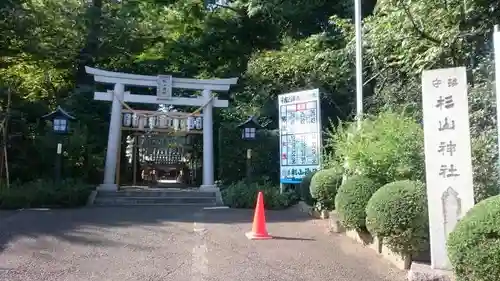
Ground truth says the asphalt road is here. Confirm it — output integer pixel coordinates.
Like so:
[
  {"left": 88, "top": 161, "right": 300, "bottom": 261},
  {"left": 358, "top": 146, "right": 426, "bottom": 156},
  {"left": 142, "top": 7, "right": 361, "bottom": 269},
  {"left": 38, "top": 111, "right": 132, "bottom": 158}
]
[{"left": 0, "top": 206, "right": 406, "bottom": 281}]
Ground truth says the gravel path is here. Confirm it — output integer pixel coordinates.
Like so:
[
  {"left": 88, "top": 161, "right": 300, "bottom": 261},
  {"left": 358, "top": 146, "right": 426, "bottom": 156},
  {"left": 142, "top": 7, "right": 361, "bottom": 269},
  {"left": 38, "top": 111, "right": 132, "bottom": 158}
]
[{"left": 0, "top": 206, "right": 406, "bottom": 281}]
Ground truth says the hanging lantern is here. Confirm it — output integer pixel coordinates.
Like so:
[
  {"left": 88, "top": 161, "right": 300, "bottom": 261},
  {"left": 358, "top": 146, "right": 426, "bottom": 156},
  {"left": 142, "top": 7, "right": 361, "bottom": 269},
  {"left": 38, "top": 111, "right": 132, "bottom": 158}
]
[
  {"left": 158, "top": 114, "right": 167, "bottom": 128},
  {"left": 167, "top": 117, "right": 173, "bottom": 129},
  {"left": 187, "top": 116, "right": 195, "bottom": 131},
  {"left": 123, "top": 113, "right": 132, "bottom": 127},
  {"left": 148, "top": 116, "right": 157, "bottom": 129},
  {"left": 132, "top": 114, "right": 139, "bottom": 128},
  {"left": 179, "top": 118, "right": 186, "bottom": 131},
  {"left": 195, "top": 116, "right": 203, "bottom": 130},
  {"left": 138, "top": 115, "right": 145, "bottom": 130},
  {"left": 173, "top": 118, "right": 180, "bottom": 131}
]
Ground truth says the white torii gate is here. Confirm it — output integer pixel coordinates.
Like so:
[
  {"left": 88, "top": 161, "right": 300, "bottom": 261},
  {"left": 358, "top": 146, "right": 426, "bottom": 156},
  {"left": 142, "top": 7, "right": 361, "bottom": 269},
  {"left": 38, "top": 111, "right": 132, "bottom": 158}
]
[{"left": 85, "top": 66, "right": 238, "bottom": 191}]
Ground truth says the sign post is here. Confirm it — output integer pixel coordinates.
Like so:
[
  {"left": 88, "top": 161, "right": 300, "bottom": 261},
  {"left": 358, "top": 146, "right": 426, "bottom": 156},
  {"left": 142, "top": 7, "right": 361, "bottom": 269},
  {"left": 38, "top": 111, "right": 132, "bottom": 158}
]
[
  {"left": 278, "top": 89, "right": 322, "bottom": 192},
  {"left": 421, "top": 67, "right": 475, "bottom": 270}
]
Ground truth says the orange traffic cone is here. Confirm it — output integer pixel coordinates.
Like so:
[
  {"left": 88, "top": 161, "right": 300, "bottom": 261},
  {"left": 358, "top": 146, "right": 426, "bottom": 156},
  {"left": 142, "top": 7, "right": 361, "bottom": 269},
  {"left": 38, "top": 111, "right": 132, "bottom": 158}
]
[{"left": 245, "top": 191, "right": 272, "bottom": 240}]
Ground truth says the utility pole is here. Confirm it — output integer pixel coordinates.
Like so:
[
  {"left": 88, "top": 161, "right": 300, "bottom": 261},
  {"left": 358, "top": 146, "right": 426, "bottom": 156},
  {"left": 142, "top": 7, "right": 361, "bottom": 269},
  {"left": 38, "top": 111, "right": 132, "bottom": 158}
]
[{"left": 355, "top": 0, "right": 363, "bottom": 128}]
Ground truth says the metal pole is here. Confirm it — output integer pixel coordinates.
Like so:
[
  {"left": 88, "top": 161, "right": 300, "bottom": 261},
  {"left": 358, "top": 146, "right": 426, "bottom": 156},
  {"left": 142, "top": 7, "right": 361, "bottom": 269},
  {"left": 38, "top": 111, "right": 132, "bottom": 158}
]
[
  {"left": 355, "top": 0, "right": 363, "bottom": 128},
  {"left": 55, "top": 142, "right": 62, "bottom": 185},
  {"left": 246, "top": 148, "right": 252, "bottom": 185},
  {"left": 493, "top": 25, "right": 500, "bottom": 192}
]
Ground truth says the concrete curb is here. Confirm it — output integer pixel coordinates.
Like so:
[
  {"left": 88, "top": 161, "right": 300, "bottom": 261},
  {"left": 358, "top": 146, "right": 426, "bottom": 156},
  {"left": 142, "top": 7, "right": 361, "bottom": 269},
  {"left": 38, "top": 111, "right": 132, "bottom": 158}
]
[{"left": 407, "top": 262, "right": 455, "bottom": 281}]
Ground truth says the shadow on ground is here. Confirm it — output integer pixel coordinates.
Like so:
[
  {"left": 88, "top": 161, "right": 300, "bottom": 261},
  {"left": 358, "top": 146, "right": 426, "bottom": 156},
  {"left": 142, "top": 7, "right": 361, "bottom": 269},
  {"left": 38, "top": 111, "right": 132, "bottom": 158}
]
[{"left": 0, "top": 205, "right": 312, "bottom": 254}]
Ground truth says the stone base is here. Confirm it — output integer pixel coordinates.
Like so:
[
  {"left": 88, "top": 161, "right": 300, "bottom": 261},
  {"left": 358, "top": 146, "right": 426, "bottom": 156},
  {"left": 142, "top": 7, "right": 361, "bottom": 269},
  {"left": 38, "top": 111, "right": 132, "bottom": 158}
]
[
  {"left": 308, "top": 209, "right": 330, "bottom": 219},
  {"left": 407, "top": 262, "right": 455, "bottom": 281},
  {"left": 381, "top": 243, "right": 412, "bottom": 270},
  {"left": 86, "top": 190, "right": 98, "bottom": 206},
  {"left": 346, "top": 229, "right": 374, "bottom": 245},
  {"left": 199, "top": 185, "right": 224, "bottom": 206},
  {"left": 328, "top": 211, "right": 345, "bottom": 233},
  {"left": 369, "top": 236, "right": 382, "bottom": 253},
  {"left": 97, "top": 183, "right": 118, "bottom": 191},
  {"left": 319, "top": 210, "right": 329, "bottom": 219},
  {"left": 296, "top": 201, "right": 312, "bottom": 213},
  {"left": 199, "top": 184, "right": 216, "bottom": 190}
]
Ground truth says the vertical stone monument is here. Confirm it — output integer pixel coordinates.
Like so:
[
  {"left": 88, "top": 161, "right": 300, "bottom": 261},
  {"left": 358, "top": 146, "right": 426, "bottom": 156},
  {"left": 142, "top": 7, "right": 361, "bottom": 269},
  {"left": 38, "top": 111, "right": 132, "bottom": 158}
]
[{"left": 421, "top": 66, "right": 475, "bottom": 270}]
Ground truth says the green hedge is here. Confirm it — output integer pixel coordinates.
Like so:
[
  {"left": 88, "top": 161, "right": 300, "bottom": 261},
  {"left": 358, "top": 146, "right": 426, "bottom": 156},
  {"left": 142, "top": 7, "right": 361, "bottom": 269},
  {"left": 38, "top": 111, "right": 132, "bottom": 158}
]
[
  {"left": 366, "top": 180, "right": 428, "bottom": 255},
  {"left": 309, "top": 168, "right": 342, "bottom": 210},
  {"left": 335, "top": 175, "right": 378, "bottom": 230},
  {"left": 447, "top": 195, "right": 500, "bottom": 281},
  {"left": 221, "top": 181, "right": 299, "bottom": 210},
  {"left": 0, "top": 178, "right": 93, "bottom": 209},
  {"left": 299, "top": 171, "right": 317, "bottom": 205}
]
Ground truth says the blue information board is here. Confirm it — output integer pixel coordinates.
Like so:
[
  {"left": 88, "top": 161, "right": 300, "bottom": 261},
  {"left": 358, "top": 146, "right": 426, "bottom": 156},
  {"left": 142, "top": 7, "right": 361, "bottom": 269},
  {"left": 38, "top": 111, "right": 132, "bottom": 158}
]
[{"left": 278, "top": 89, "right": 322, "bottom": 184}]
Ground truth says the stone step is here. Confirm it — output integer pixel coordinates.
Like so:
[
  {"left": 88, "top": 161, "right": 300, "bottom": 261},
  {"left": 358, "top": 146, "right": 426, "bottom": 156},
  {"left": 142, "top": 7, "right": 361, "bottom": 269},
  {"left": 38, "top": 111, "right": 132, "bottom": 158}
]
[
  {"left": 94, "top": 196, "right": 217, "bottom": 206},
  {"left": 97, "top": 191, "right": 216, "bottom": 198}
]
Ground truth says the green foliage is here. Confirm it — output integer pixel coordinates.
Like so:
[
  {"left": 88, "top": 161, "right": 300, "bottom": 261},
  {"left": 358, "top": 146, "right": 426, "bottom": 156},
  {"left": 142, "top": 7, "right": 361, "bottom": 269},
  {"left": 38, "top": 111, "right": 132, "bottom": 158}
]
[
  {"left": 447, "top": 195, "right": 500, "bottom": 281},
  {"left": 221, "top": 180, "right": 298, "bottom": 210},
  {"left": 299, "top": 170, "right": 316, "bottom": 205},
  {"left": 326, "top": 111, "right": 424, "bottom": 186},
  {"left": 0, "top": 178, "right": 93, "bottom": 209},
  {"left": 335, "top": 175, "right": 378, "bottom": 230},
  {"left": 467, "top": 60, "right": 500, "bottom": 202},
  {"left": 366, "top": 180, "right": 428, "bottom": 255},
  {"left": 217, "top": 124, "right": 279, "bottom": 185},
  {"left": 309, "top": 168, "right": 342, "bottom": 210},
  {"left": 1, "top": 0, "right": 498, "bottom": 215},
  {"left": 364, "top": 0, "right": 500, "bottom": 204}
]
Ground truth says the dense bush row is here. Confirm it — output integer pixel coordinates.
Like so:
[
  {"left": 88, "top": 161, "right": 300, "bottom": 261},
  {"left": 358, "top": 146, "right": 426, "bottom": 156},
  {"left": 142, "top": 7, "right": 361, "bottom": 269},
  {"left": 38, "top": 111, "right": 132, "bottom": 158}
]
[
  {"left": 298, "top": 110, "right": 499, "bottom": 280},
  {"left": 0, "top": 179, "right": 93, "bottom": 209},
  {"left": 221, "top": 180, "right": 299, "bottom": 210},
  {"left": 291, "top": 112, "right": 431, "bottom": 259}
]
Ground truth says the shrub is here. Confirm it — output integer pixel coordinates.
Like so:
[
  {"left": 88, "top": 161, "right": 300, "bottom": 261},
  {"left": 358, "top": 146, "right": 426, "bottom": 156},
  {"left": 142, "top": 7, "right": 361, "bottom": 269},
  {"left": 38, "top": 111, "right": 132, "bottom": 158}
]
[
  {"left": 221, "top": 180, "right": 298, "bottom": 210},
  {"left": 366, "top": 180, "right": 428, "bottom": 255},
  {"left": 299, "top": 170, "right": 317, "bottom": 205},
  {"left": 447, "top": 195, "right": 500, "bottom": 281},
  {"left": 218, "top": 125, "right": 280, "bottom": 185},
  {"left": 0, "top": 178, "right": 93, "bottom": 209},
  {"left": 326, "top": 111, "right": 424, "bottom": 186},
  {"left": 335, "top": 175, "right": 378, "bottom": 230},
  {"left": 309, "top": 168, "right": 342, "bottom": 210}
]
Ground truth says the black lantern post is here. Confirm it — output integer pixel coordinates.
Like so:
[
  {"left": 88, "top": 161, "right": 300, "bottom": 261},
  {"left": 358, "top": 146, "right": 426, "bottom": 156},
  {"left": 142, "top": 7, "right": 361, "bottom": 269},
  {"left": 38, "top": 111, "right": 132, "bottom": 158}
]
[
  {"left": 41, "top": 106, "right": 76, "bottom": 184},
  {"left": 237, "top": 116, "right": 263, "bottom": 184}
]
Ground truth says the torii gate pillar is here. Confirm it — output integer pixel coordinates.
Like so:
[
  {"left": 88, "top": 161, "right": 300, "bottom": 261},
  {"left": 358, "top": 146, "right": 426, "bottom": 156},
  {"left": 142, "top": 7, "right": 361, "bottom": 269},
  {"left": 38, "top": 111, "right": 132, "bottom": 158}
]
[
  {"left": 201, "top": 89, "right": 214, "bottom": 189},
  {"left": 100, "top": 83, "right": 125, "bottom": 191},
  {"left": 85, "top": 66, "right": 237, "bottom": 193}
]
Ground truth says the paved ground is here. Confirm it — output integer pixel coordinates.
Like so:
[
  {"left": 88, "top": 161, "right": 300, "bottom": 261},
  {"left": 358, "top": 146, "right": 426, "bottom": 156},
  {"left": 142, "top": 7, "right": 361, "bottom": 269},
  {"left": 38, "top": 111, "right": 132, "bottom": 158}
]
[{"left": 0, "top": 206, "right": 406, "bottom": 281}]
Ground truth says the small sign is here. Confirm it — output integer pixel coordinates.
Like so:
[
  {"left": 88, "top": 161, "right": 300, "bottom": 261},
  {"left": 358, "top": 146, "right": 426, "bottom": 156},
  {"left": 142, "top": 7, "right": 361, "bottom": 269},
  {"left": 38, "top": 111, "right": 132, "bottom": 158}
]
[
  {"left": 157, "top": 75, "right": 173, "bottom": 100},
  {"left": 422, "top": 66, "right": 475, "bottom": 270},
  {"left": 278, "top": 89, "right": 322, "bottom": 184}
]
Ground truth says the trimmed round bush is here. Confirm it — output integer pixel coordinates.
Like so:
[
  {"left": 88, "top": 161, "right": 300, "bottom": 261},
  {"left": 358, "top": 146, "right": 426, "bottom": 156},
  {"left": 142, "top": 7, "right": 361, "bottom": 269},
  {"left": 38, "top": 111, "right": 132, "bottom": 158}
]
[
  {"left": 335, "top": 175, "right": 377, "bottom": 230},
  {"left": 365, "top": 180, "right": 428, "bottom": 255},
  {"left": 309, "top": 168, "right": 342, "bottom": 210},
  {"left": 447, "top": 195, "right": 500, "bottom": 281},
  {"left": 299, "top": 171, "right": 317, "bottom": 205}
]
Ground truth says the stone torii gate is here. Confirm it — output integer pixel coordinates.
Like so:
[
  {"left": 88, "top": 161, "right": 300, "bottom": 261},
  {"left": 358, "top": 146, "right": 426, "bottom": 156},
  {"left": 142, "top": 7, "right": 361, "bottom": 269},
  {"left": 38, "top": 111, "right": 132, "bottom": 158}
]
[{"left": 85, "top": 66, "right": 238, "bottom": 191}]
